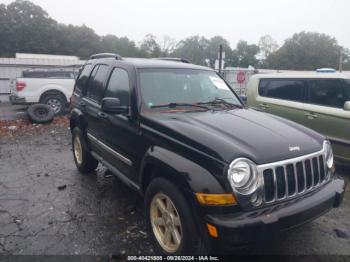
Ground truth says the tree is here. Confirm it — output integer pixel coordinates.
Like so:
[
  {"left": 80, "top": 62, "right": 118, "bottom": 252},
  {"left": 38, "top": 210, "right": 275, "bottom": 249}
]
[
  {"left": 206, "top": 36, "right": 233, "bottom": 68},
  {"left": 139, "top": 34, "right": 162, "bottom": 57},
  {"left": 159, "top": 35, "right": 177, "bottom": 56},
  {"left": 1, "top": 0, "right": 349, "bottom": 71},
  {"left": 229, "top": 41, "right": 259, "bottom": 67},
  {"left": 258, "top": 35, "right": 279, "bottom": 59},
  {"left": 0, "top": 0, "right": 60, "bottom": 56},
  {"left": 99, "top": 35, "right": 139, "bottom": 57},
  {"left": 342, "top": 48, "right": 350, "bottom": 71},
  {"left": 172, "top": 36, "right": 209, "bottom": 65},
  {"left": 267, "top": 32, "right": 342, "bottom": 70},
  {"left": 0, "top": 3, "right": 11, "bottom": 56},
  {"left": 57, "top": 24, "right": 100, "bottom": 58},
  {"left": 0, "top": 0, "right": 140, "bottom": 59}
]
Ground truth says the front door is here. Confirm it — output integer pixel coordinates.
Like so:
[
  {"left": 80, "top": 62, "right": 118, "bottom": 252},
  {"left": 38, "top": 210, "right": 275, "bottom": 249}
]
[{"left": 99, "top": 67, "right": 143, "bottom": 183}]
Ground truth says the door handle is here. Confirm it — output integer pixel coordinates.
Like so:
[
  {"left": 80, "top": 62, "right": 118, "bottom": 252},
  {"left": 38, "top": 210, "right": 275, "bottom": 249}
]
[
  {"left": 304, "top": 112, "right": 318, "bottom": 119},
  {"left": 259, "top": 103, "right": 270, "bottom": 109},
  {"left": 98, "top": 112, "right": 108, "bottom": 119},
  {"left": 79, "top": 101, "right": 86, "bottom": 107}
]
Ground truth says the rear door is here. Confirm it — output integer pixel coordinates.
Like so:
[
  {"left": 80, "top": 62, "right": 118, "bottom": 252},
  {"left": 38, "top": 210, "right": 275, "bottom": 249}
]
[
  {"left": 304, "top": 79, "right": 350, "bottom": 161},
  {"left": 71, "top": 63, "right": 92, "bottom": 111},
  {"left": 255, "top": 79, "right": 307, "bottom": 124},
  {"left": 82, "top": 64, "right": 110, "bottom": 155}
]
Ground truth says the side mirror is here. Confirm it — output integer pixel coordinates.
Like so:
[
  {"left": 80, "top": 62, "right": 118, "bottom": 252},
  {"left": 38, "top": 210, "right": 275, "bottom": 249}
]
[
  {"left": 101, "top": 97, "right": 129, "bottom": 114},
  {"left": 344, "top": 101, "right": 350, "bottom": 111}
]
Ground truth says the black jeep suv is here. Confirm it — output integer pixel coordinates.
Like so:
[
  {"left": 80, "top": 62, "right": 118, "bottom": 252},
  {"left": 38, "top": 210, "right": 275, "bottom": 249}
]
[{"left": 70, "top": 53, "right": 345, "bottom": 254}]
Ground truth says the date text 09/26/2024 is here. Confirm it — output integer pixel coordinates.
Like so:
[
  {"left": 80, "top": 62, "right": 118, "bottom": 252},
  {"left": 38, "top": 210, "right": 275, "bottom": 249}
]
[{"left": 127, "top": 256, "right": 219, "bottom": 261}]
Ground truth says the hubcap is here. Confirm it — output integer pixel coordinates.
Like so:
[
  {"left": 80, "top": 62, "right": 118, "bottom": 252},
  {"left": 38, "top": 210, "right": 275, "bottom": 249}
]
[
  {"left": 47, "top": 98, "right": 62, "bottom": 114},
  {"left": 150, "top": 193, "right": 182, "bottom": 253},
  {"left": 74, "top": 135, "right": 83, "bottom": 165},
  {"left": 34, "top": 108, "right": 48, "bottom": 119}
]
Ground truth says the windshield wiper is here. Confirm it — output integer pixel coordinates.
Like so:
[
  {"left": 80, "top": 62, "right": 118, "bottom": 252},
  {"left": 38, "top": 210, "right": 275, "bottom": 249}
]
[
  {"left": 198, "top": 98, "right": 243, "bottom": 108},
  {"left": 150, "top": 102, "right": 210, "bottom": 110}
]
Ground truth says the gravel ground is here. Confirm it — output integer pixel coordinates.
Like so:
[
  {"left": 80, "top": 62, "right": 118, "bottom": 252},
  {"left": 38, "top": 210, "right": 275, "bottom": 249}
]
[
  {"left": 0, "top": 103, "right": 27, "bottom": 121},
  {"left": 0, "top": 118, "right": 349, "bottom": 257}
]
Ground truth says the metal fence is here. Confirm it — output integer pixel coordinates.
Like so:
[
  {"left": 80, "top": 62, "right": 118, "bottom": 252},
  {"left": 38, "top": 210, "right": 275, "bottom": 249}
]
[
  {"left": 0, "top": 78, "right": 12, "bottom": 95},
  {"left": 223, "top": 67, "right": 256, "bottom": 95}
]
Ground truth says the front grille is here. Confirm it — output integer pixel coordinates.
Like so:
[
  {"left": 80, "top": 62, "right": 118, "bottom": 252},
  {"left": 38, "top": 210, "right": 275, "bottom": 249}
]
[{"left": 261, "top": 153, "right": 329, "bottom": 204}]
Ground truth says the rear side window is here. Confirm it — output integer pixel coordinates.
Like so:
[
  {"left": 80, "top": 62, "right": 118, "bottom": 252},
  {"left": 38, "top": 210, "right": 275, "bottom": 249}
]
[
  {"left": 75, "top": 64, "right": 92, "bottom": 94},
  {"left": 259, "top": 79, "right": 305, "bottom": 102},
  {"left": 104, "top": 68, "right": 130, "bottom": 106},
  {"left": 308, "top": 79, "right": 349, "bottom": 108},
  {"left": 86, "top": 65, "right": 109, "bottom": 102}
]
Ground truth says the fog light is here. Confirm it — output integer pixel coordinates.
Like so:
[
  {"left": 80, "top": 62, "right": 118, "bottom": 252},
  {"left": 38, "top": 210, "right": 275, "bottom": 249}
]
[{"left": 250, "top": 192, "right": 262, "bottom": 207}]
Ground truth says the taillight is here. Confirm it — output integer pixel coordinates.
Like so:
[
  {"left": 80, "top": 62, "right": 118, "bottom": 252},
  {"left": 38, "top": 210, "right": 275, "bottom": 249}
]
[{"left": 16, "top": 81, "right": 26, "bottom": 91}]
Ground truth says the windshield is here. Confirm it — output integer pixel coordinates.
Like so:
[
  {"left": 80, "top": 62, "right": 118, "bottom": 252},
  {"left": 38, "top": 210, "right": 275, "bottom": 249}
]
[{"left": 139, "top": 69, "right": 241, "bottom": 110}]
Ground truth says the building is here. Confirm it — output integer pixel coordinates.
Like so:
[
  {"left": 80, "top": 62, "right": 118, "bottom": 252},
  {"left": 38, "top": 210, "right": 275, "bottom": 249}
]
[{"left": 0, "top": 53, "right": 85, "bottom": 102}]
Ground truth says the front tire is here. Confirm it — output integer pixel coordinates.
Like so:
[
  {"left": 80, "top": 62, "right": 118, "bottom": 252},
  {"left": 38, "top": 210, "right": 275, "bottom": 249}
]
[
  {"left": 145, "top": 178, "right": 209, "bottom": 255},
  {"left": 72, "top": 127, "right": 98, "bottom": 174}
]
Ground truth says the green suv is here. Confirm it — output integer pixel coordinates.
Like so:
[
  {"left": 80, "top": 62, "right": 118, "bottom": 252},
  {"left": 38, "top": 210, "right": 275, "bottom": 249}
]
[{"left": 246, "top": 72, "right": 350, "bottom": 165}]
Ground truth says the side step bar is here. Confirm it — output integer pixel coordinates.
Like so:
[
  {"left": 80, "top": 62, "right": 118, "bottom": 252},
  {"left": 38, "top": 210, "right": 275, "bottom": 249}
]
[{"left": 91, "top": 151, "right": 140, "bottom": 192}]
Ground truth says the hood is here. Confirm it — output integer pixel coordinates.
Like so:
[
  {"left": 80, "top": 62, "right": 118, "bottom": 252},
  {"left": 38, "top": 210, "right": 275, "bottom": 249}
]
[{"left": 142, "top": 108, "right": 325, "bottom": 165}]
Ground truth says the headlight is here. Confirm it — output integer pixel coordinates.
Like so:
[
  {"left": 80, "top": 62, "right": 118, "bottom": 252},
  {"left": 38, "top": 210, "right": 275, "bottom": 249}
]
[
  {"left": 324, "top": 141, "right": 334, "bottom": 169},
  {"left": 228, "top": 158, "right": 258, "bottom": 195}
]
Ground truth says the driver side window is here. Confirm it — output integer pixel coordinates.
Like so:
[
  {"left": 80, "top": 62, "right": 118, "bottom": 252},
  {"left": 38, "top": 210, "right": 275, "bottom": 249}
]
[{"left": 104, "top": 68, "right": 130, "bottom": 106}]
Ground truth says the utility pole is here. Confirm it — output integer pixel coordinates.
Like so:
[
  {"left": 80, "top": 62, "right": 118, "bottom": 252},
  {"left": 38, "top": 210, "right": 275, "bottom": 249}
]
[{"left": 218, "top": 44, "right": 223, "bottom": 76}]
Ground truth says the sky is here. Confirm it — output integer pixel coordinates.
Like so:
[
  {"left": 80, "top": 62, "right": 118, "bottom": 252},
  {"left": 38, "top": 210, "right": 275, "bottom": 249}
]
[{"left": 2, "top": 0, "right": 350, "bottom": 48}]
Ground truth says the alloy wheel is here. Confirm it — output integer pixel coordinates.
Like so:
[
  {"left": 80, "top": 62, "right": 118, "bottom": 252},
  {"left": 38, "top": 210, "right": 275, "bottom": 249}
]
[
  {"left": 46, "top": 98, "right": 62, "bottom": 114},
  {"left": 150, "top": 193, "right": 182, "bottom": 253},
  {"left": 74, "top": 135, "right": 83, "bottom": 165}
]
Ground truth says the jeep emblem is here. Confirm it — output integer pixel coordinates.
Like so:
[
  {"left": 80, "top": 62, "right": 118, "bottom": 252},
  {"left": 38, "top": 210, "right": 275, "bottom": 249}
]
[{"left": 289, "top": 146, "right": 301, "bottom": 152}]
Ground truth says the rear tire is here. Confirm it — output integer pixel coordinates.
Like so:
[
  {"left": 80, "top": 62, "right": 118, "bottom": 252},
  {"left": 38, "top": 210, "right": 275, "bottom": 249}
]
[
  {"left": 40, "top": 93, "right": 66, "bottom": 115},
  {"left": 72, "top": 127, "right": 98, "bottom": 174},
  {"left": 145, "top": 178, "right": 209, "bottom": 255}
]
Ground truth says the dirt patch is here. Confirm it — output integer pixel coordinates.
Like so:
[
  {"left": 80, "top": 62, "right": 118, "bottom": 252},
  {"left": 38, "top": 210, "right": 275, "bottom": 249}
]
[{"left": 0, "top": 116, "right": 69, "bottom": 138}]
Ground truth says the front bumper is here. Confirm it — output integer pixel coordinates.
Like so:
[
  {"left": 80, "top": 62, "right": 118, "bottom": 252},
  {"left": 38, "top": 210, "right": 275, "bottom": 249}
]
[
  {"left": 9, "top": 94, "right": 28, "bottom": 105},
  {"left": 205, "top": 178, "right": 345, "bottom": 245}
]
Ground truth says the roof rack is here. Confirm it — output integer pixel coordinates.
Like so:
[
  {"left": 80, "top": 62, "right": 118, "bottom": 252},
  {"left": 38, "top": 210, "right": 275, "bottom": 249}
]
[
  {"left": 153, "top": 58, "right": 190, "bottom": 64},
  {"left": 90, "top": 53, "right": 123, "bottom": 60}
]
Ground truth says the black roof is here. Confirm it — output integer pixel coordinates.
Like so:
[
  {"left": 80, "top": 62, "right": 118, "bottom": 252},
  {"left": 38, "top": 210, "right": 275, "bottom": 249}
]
[{"left": 87, "top": 54, "right": 212, "bottom": 71}]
